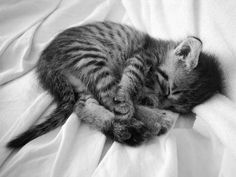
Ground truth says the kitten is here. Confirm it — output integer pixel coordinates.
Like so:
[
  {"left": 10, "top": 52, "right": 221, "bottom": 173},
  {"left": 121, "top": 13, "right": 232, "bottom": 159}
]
[{"left": 7, "top": 21, "right": 223, "bottom": 149}]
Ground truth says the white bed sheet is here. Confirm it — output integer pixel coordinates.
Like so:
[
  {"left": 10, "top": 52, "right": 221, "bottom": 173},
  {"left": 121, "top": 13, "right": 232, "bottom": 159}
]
[{"left": 0, "top": 0, "right": 236, "bottom": 176}]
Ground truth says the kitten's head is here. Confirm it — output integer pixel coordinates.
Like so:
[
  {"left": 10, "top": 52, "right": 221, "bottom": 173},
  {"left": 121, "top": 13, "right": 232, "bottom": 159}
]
[{"left": 155, "top": 37, "right": 223, "bottom": 114}]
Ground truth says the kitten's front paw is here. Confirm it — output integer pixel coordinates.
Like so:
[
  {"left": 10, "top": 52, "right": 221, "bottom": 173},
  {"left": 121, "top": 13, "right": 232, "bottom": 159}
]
[
  {"left": 135, "top": 106, "right": 178, "bottom": 136},
  {"left": 156, "top": 110, "right": 178, "bottom": 135},
  {"left": 113, "top": 91, "right": 134, "bottom": 119},
  {"left": 102, "top": 118, "right": 151, "bottom": 146}
]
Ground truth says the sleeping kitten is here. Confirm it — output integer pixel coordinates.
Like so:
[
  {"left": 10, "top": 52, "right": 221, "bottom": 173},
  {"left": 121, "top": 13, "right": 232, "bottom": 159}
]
[{"left": 7, "top": 21, "right": 223, "bottom": 149}]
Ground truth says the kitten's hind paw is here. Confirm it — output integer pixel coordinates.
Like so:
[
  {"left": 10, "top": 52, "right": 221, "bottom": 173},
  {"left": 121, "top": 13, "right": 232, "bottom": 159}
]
[{"left": 102, "top": 118, "right": 151, "bottom": 146}]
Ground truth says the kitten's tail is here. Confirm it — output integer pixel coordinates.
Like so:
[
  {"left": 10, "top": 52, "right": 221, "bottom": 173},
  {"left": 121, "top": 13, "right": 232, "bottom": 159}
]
[{"left": 7, "top": 60, "right": 76, "bottom": 149}]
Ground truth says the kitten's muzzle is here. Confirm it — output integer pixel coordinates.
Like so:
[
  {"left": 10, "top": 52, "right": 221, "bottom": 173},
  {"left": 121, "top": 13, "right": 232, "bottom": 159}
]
[{"left": 158, "top": 98, "right": 191, "bottom": 114}]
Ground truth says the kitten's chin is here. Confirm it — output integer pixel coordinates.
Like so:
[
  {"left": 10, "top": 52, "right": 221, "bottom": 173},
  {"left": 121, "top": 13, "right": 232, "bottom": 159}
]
[
  {"left": 171, "top": 107, "right": 192, "bottom": 114},
  {"left": 159, "top": 104, "right": 192, "bottom": 114}
]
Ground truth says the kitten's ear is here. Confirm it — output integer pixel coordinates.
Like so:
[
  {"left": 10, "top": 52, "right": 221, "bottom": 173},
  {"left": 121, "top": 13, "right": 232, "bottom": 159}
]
[{"left": 174, "top": 36, "right": 202, "bottom": 70}]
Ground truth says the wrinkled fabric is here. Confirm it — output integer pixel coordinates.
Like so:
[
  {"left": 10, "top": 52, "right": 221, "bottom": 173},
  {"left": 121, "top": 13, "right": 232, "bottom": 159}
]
[{"left": 0, "top": 0, "right": 236, "bottom": 176}]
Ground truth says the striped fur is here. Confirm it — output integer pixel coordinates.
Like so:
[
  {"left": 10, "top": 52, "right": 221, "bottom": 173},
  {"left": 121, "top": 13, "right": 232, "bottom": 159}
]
[{"left": 7, "top": 22, "right": 223, "bottom": 149}]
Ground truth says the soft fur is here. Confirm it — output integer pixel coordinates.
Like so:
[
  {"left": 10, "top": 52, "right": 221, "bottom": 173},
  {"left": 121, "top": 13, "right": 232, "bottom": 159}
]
[{"left": 7, "top": 21, "right": 223, "bottom": 149}]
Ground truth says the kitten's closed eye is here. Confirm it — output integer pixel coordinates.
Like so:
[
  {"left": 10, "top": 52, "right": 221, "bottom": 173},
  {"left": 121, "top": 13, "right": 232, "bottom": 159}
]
[{"left": 171, "top": 90, "right": 182, "bottom": 95}]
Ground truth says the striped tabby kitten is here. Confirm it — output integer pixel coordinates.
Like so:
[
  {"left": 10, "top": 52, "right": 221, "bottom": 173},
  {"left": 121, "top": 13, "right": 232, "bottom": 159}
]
[{"left": 7, "top": 21, "right": 223, "bottom": 149}]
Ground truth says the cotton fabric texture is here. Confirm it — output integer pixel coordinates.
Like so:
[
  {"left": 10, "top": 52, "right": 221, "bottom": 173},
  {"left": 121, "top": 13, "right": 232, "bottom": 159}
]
[{"left": 0, "top": 0, "right": 236, "bottom": 176}]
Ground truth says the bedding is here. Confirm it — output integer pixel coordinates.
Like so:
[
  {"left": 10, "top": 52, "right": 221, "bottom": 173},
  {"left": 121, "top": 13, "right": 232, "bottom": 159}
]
[{"left": 0, "top": 0, "right": 236, "bottom": 176}]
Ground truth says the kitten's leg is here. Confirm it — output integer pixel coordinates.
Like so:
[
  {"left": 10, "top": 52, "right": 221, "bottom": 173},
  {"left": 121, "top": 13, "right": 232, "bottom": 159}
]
[
  {"left": 69, "top": 74, "right": 152, "bottom": 145},
  {"left": 114, "top": 54, "right": 147, "bottom": 119},
  {"left": 72, "top": 57, "right": 121, "bottom": 114},
  {"left": 75, "top": 96, "right": 152, "bottom": 146},
  {"left": 75, "top": 94, "right": 114, "bottom": 130},
  {"left": 72, "top": 54, "right": 145, "bottom": 119},
  {"left": 135, "top": 105, "right": 179, "bottom": 135}
]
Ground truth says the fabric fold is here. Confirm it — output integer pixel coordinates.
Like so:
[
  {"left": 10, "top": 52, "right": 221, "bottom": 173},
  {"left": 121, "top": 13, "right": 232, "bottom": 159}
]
[{"left": 1, "top": 0, "right": 236, "bottom": 177}]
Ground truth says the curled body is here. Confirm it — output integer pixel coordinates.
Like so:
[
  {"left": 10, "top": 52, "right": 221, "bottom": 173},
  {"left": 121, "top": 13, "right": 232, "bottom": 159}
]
[{"left": 7, "top": 21, "right": 223, "bottom": 149}]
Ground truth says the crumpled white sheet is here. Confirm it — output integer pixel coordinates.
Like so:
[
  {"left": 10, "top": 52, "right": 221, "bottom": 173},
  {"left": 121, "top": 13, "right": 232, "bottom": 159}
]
[{"left": 0, "top": 0, "right": 236, "bottom": 176}]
